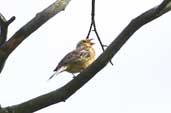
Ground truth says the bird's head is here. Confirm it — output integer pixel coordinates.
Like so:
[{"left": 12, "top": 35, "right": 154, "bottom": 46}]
[{"left": 76, "top": 39, "right": 94, "bottom": 48}]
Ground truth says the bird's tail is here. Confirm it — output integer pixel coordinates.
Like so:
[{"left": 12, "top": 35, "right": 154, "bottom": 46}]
[{"left": 48, "top": 66, "right": 67, "bottom": 81}]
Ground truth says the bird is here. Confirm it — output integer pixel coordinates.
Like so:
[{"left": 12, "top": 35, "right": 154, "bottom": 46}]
[{"left": 48, "top": 38, "right": 95, "bottom": 80}]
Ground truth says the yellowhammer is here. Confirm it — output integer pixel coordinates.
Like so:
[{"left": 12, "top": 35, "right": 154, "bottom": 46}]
[{"left": 48, "top": 39, "right": 95, "bottom": 80}]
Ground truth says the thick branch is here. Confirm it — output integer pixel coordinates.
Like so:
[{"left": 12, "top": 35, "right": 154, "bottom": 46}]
[
  {"left": 0, "top": 14, "right": 15, "bottom": 73},
  {"left": 0, "top": 14, "right": 7, "bottom": 46},
  {"left": 0, "top": 0, "right": 71, "bottom": 73},
  {"left": 0, "top": 1, "right": 170, "bottom": 113},
  {"left": 3, "top": 0, "right": 71, "bottom": 55}
]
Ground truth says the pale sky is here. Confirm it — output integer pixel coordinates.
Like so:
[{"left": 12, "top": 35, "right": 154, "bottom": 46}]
[{"left": 0, "top": 0, "right": 171, "bottom": 113}]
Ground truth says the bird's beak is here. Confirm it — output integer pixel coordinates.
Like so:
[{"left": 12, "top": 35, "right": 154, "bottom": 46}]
[{"left": 88, "top": 38, "right": 95, "bottom": 45}]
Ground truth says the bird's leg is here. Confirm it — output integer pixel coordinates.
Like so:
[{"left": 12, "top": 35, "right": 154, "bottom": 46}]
[{"left": 72, "top": 73, "right": 76, "bottom": 78}]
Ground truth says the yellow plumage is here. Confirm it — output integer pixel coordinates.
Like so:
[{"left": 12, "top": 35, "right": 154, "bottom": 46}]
[{"left": 48, "top": 39, "right": 95, "bottom": 80}]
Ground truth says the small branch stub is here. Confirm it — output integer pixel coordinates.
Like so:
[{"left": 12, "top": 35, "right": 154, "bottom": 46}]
[{"left": 0, "top": 14, "right": 15, "bottom": 46}]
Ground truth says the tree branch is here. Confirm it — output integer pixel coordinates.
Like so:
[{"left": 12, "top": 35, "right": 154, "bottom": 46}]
[
  {"left": 0, "top": 0, "right": 71, "bottom": 73},
  {"left": 0, "top": 14, "right": 15, "bottom": 73},
  {"left": 0, "top": 14, "right": 15, "bottom": 46},
  {"left": 86, "top": 0, "right": 113, "bottom": 65},
  {"left": 0, "top": 0, "right": 170, "bottom": 113},
  {"left": 4, "top": 0, "right": 71, "bottom": 55}
]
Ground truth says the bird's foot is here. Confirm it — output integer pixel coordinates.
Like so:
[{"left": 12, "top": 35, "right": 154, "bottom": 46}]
[{"left": 72, "top": 73, "right": 76, "bottom": 78}]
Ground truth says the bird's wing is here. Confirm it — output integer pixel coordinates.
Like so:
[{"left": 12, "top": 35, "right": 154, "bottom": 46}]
[{"left": 54, "top": 47, "right": 90, "bottom": 71}]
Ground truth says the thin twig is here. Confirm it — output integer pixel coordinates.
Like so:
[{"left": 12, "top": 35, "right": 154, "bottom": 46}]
[
  {"left": 86, "top": 0, "right": 113, "bottom": 65},
  {"left": 86, "top": 22, "right": 93, "bottom": 38}
]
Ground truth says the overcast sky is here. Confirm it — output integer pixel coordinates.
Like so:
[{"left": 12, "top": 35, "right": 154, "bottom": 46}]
[{"left": 0, "top": 0, "right": 171, "bottom": 113}]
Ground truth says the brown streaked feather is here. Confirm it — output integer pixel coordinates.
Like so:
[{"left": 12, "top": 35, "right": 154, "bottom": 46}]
[{"left": 53, "top": 47, "right": 90, "bottom": 72}]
